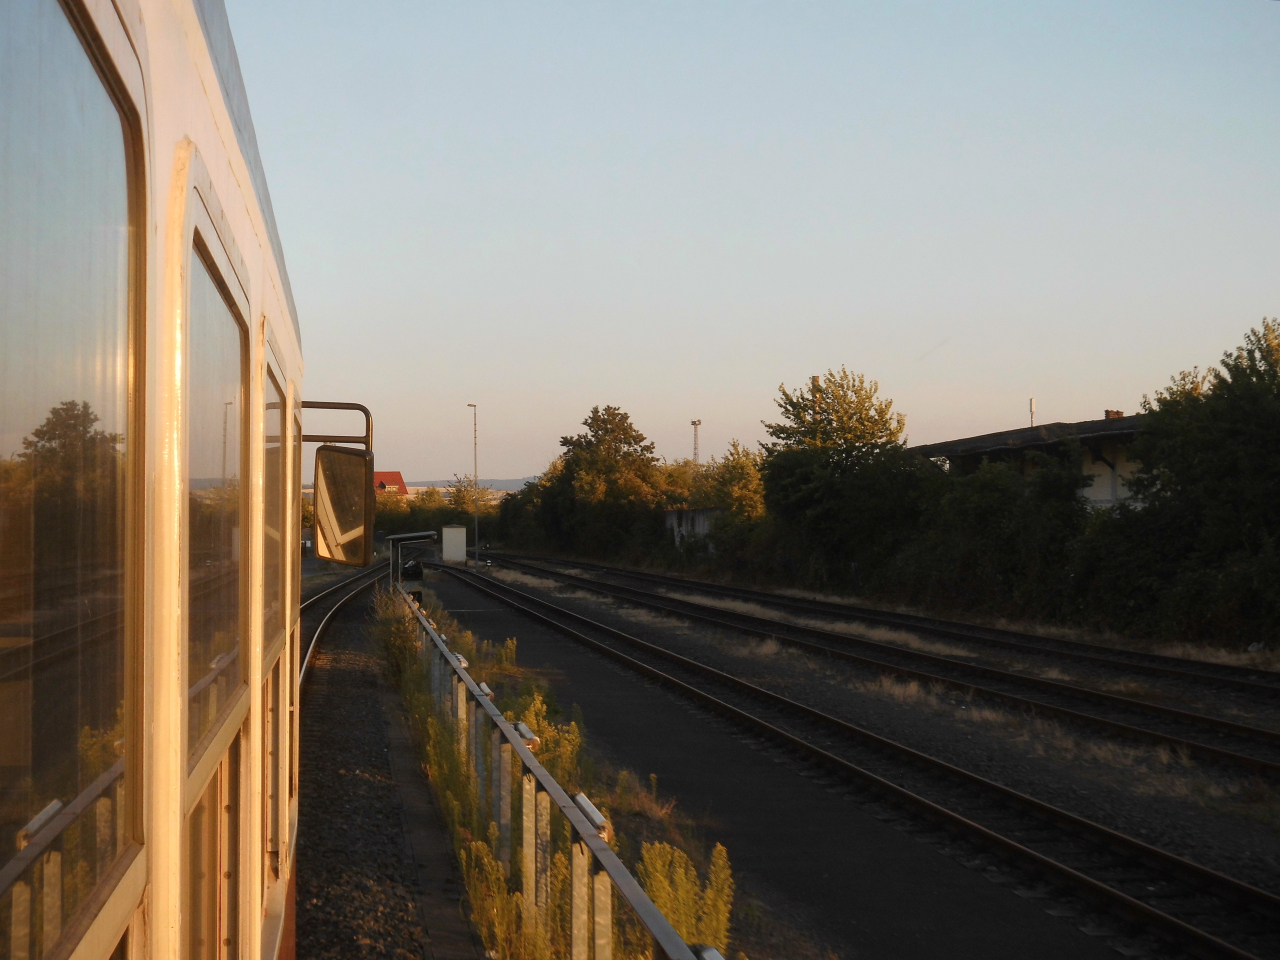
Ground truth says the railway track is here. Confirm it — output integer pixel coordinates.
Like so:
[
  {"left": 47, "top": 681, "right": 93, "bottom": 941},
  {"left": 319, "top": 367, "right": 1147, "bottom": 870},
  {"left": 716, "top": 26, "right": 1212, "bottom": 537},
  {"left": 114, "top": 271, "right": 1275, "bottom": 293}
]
[
  {"left": 300, "top": 563, "right": 388, "bottom": 684},
  {"left": 484, "top": 556, "right": 1280, "bottom": 779},
  {"left": 439, "top": 564, "right": 1280, "bottom": 960},
  {"left": 503, "top": 554, "right": 1280, "bottom": 698}
]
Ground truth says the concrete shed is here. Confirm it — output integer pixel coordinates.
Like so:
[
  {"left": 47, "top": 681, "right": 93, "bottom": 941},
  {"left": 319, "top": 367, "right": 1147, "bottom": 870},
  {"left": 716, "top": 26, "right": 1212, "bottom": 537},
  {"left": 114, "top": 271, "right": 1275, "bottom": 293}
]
[{"left": 441, "top": 525, "right": 468, "bottom": 563}]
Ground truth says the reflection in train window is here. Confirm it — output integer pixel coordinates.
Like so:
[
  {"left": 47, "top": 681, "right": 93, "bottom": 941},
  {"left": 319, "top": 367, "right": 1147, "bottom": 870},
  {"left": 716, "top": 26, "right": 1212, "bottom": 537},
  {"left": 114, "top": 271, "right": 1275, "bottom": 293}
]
[
  {"left": 187, "top": 251, "right": 245, "bottom": 762},
  {"left": 263, "top": 372, "right": 285, "bottom": 650},
  {"left": 186, "top": 735, "right": 240, "bottom": 960},
  {"left": 0, "top": 0, "right": 132, "bottom": 949}
]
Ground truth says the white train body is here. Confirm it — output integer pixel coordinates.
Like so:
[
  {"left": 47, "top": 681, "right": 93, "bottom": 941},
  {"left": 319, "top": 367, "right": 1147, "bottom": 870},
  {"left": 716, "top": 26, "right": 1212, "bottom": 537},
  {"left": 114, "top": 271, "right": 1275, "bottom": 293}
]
[{"left": 1, "top": 1, "right": 306, "bottom": 958}]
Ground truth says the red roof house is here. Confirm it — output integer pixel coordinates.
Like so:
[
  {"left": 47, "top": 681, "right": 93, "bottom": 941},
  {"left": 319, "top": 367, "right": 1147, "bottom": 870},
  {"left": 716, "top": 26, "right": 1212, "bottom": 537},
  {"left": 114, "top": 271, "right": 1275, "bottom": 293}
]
[{"left": 373, "top": 470, "right": 408, "bottom": 496}]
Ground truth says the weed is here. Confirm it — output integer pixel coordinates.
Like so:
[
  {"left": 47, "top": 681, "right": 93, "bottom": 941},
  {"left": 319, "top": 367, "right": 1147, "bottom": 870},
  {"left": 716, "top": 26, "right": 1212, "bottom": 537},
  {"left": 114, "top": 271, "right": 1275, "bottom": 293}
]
[{"left": 369, "top": 585, "right": 742, "bottom": 957}]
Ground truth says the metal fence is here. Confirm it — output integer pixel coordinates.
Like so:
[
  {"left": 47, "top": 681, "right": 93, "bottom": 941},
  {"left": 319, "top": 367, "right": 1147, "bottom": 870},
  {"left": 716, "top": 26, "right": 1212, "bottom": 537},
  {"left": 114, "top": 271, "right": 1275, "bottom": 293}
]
[
  {"left": 1, "top": 760, "right": 127, "bottom": 960},
  {"left": 395, "top": 582, "right": 709, "bottom": 960}
]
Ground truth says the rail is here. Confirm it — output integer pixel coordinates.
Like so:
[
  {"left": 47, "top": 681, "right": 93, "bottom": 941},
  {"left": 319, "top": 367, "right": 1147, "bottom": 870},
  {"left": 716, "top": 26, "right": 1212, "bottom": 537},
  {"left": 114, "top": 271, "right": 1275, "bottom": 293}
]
[{"left": 393, "top": 581, "right": 704, "bottom": 960}]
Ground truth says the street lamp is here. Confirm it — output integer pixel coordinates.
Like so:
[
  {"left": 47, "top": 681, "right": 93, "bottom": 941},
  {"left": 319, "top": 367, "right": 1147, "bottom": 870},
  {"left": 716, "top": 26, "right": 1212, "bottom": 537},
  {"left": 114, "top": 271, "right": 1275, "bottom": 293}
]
[{"left": 467, "top": 403, "right": 478, "bottom": 565}]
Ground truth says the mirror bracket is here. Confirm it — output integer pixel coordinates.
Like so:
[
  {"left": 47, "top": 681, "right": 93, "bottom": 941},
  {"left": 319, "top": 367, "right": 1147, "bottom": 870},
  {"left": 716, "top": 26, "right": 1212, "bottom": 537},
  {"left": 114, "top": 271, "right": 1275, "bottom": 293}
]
[{"left": 301, "top": 400, "right": 373, "bottom": 449}]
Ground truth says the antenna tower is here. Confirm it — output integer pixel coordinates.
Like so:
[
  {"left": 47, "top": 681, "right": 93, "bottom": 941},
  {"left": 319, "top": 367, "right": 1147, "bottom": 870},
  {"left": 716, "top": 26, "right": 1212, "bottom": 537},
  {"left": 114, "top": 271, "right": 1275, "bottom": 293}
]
[{"left": 691, "top": 420, "right": 702, "bottom": 464}]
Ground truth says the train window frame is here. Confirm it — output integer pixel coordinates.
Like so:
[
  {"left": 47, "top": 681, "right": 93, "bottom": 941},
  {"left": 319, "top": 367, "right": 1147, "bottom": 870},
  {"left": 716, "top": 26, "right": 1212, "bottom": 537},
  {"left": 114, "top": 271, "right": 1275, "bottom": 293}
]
[
  {"left": 183, "top": 186, "right": 252, "bottom": 795},
  {"left": 288, "top": 400, "right": 301, "bottom": 810},
  {"left": 0, "top": 0, "right": 150, "bottom": 957},
  {"left": 183, "top": 731, "right": 242, "bottom": 960},
  {"left": 261, "top": 356, "right": 288, "bottom": 670}
]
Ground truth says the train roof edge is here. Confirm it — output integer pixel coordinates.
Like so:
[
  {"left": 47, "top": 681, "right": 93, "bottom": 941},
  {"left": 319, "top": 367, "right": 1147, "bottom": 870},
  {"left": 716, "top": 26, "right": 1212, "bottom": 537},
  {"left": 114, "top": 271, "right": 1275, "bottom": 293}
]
[{"left": 191, "top": 0, "right": 301, "bottom": 346}]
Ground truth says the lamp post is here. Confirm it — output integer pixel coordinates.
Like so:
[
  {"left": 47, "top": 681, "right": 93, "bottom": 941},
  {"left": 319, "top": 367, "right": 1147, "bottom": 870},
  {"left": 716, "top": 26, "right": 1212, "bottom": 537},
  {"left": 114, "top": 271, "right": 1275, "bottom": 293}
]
[
  {"left": 467, "top": 403, "right": 478, "bottom": 566},
  {"left": 690, "top": 419, "right": 701, "bottom": 464}
]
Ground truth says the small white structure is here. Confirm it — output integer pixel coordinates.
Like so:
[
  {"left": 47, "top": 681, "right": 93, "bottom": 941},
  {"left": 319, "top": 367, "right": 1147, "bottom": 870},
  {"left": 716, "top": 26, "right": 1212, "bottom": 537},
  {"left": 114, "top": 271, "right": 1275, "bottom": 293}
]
[
  {"left": 441, "top": 524, "right": 468, "bottom": 563},
  {"left": 665, "top": 508, "right": 723, "bottom": 546}
]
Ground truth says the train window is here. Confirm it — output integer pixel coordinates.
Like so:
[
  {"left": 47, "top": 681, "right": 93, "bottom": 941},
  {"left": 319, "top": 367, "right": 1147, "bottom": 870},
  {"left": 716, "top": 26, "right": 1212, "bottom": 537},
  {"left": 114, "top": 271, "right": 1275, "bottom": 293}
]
[
  {"left": 185, "top": 735, "right": 240, "bottom": 960},
  {"left": 0, "top": 0, "right": 134, "bottom": 951},
  {"left": 187, "top": 250, "right": 246, "bottom": 763},
  {"left": 262, "top": 371, "right": 285, "bottom": 652}
]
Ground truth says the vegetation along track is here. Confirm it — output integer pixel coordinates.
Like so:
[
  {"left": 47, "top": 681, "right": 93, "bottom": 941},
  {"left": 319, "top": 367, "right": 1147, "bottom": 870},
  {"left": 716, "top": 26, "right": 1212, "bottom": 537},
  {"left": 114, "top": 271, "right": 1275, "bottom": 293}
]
[
  {"left": 508, "top": 555, "right": 1280, "bottom": 697},
  {"left": 486, "top": 555, "right": 1280, "bottom": 780},
  {"left": 439, "top": 564, "right": 1280, "bottom": 960}
]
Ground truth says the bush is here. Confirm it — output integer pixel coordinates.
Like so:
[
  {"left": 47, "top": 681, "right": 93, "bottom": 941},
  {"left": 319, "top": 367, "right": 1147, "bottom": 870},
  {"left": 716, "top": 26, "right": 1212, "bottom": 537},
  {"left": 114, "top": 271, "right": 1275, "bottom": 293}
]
[{"left": 636, "top": 841, "right": 734, "bottom": 952}]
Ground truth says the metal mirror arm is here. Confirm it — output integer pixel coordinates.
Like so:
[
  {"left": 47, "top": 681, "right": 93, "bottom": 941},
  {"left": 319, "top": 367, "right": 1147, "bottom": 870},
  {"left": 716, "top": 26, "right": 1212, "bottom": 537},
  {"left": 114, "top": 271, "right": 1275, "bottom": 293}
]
[{"left": 301, "top": 400, "right": 373, "bottom": 449}]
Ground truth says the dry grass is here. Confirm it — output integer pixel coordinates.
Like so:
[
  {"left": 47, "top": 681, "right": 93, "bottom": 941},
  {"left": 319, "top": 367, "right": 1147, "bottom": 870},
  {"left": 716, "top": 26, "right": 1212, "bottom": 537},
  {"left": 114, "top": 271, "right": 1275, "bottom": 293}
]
[
  {"left": 768, "top": 584, "right": 1280, "bottom": 673},
  {"left": 657, "top": 590, "right": 981, "bottom": 659},
  {"left": 848, "top": 674, "right": 1280, "bottom": 823},
  {"left": 490, "top": 567, "right": 604, "bottom": 603},
  {"left": 490, "top": 568, "right": 563, "bottom": 591},
  {"left": 659, "top": 589, "right": 1279, "bottom": 715}
]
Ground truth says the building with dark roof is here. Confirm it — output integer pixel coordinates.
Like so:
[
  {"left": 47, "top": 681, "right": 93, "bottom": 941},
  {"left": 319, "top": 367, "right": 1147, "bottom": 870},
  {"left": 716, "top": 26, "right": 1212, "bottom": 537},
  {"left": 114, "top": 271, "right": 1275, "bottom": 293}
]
[{"left": 909, "top": 411, "right": 1144, "bottom": 507}]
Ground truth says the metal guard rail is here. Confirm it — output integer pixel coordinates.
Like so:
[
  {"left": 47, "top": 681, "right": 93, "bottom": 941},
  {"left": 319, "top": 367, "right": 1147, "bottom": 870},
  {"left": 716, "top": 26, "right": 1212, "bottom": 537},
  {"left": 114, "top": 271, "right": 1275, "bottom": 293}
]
[{"left": 394, "top": 582, "right": 699, "bottom": 960}]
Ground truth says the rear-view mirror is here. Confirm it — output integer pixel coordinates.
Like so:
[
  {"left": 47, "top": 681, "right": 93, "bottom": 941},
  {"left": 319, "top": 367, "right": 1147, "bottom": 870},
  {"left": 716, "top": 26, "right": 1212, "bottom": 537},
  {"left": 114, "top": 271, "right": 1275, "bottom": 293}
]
[{"left": 313, "top": 445, "right": 375, "bottom": 566}]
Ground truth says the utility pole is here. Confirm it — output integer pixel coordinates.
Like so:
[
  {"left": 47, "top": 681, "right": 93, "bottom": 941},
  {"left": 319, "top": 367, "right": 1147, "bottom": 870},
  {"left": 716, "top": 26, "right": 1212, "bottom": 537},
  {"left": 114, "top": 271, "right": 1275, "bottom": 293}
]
[
  {"left": 220, "top": 399, "right": 233, "bottom": 552},
  {"left": 1030, "top": 397, "right": 1036, "bottom": 427},
  {"left": 691, "top": 419, "right": 701, "bottom": 464},
  {"left": 467, "top": 403, "right": 478, "bottom": 566}
]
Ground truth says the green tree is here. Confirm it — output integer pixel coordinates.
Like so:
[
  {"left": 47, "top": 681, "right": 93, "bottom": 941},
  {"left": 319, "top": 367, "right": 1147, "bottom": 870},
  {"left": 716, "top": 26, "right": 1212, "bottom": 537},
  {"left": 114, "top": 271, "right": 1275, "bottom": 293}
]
[
  {"left": 762, "top": 367, "right": 904, "bottom": 452},
  {"left": 448, "top": 473, "right": 478, "bottom": 512},
  {"left": 758, "top": 370, "right": 923, "bottom": 584},
  {"left": 1073, "top": 320, "right": 1280, "bottom": 640},
  {"left": 690, "top": 441, "right": 765, "bottom": 520},
  {"left": 535, "top": 405, "right": 666, "bottom": 553}
]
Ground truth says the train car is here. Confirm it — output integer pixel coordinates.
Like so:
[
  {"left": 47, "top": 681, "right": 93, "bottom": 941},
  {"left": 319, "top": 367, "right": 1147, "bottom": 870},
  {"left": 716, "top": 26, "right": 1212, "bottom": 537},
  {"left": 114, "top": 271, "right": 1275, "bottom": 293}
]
[{"left": 0, "top": 2, "right": 372, "bottom": 959}]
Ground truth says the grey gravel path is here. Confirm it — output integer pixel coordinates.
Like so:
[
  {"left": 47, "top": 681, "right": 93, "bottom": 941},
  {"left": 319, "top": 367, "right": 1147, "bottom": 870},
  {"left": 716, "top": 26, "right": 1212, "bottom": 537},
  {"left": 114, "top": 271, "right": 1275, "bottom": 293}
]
[{"left": 297, "top": 594, "right": 483, "bottom": 960}]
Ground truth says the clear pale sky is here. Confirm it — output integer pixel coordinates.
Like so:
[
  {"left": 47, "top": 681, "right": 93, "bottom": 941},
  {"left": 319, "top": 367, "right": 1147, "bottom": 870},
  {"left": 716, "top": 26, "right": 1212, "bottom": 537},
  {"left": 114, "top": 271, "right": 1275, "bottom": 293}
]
[{"left": 224, "top": 0, "right": 1280, "bottom": 480}]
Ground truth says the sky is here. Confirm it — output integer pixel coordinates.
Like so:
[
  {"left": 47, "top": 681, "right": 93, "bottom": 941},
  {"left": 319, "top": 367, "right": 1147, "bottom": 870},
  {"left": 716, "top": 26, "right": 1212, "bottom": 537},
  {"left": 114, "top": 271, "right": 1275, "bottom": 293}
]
[{"left": 224, "top": 0, "right": 1280, "bottom": 481}]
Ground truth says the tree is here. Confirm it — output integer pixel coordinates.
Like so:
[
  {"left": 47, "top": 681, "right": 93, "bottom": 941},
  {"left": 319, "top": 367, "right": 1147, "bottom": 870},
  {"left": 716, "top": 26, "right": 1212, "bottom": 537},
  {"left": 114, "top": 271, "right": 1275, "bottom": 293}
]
[
  {"left": 18, "top": 400, "right": 126, "bottom": 582},
  {"left": 690, "top": 440, "right": 765, "bottom": 520},
  {"left": 1128, "top": 320, "right": 1280, "bottom": 557},
  {"left": 757, "top": 370, "right": 920, "bottom": 583},
  {"left": 1077, "top": 319, "right": 1280, "bottom": 640},
  {"left": 448, "top": 473, "right": 478, "bottom": 512},
  {"left": 762, "top": 367, "right": 904, "bottom": 452},
  {"left": 498, "top": 406, "right": 666, "bottom": 554}
]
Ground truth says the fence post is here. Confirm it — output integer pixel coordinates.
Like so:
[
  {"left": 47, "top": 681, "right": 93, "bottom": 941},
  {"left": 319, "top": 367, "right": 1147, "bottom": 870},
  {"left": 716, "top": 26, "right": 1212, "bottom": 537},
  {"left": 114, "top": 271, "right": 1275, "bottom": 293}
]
[
  {"left": 454, "top": 677, "right": 468, "bottom": 753},
  {"left": 522, "top": 771, "right": 537, "bottom": 917},
  {"left": 498, "top": 741, "right": 512, "bottom": 875},
  {"left": 96, "top": 794, "right": 114, "bottom": 873},
  {"left": 593, "top": 866, "right": 612, "bottom": 960},
  {"left": 42, "top": 849, "right": 61, "bottom": 947},
  {"left": 116, "top": 778, "right": 127, "bottom": 855},
  {"left": 10, "top": 880, "right": 30, "bottom": 960},
  {"left": 571, "top": 835, "right": 590, "bottom": 960},
  {"left": 535, "top": 788, "right": 551, "bottom": 913},
  {"left": 471, "top": 703, "right": 484, "bottom": 819}
]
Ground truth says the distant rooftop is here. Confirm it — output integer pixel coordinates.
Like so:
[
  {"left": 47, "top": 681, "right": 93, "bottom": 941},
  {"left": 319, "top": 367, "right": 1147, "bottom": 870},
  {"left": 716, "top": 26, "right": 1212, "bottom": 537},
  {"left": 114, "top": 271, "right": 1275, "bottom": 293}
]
[
  {"left": 374, "top": 470, "right": 408, "bottom": 494},
  {"left": 910, "top": 412, "right": 1144, "bottom": 460}
]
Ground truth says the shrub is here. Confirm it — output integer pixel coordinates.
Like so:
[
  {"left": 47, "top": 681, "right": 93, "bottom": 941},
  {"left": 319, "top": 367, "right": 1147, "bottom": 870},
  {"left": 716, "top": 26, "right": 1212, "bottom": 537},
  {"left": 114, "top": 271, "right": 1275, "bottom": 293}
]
[{"left": 636, "top": 841, "right": 735, "bottom": 952}]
